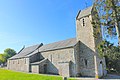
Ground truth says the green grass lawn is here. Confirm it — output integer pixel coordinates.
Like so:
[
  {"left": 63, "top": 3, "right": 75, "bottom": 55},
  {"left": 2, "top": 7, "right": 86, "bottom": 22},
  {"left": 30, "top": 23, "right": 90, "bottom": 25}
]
[{"left": 0, "top": 68, "right": 63, "bottom": 80}]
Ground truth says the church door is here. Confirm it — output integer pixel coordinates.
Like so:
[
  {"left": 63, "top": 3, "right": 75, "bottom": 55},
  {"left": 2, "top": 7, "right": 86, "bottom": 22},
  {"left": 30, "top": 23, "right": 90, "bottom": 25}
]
[
  {"left": 44, "top": 64, "right": 47, "bottom": 74},
  {"left": 99, "top": 61, "right": 103, "bottom": 77}
]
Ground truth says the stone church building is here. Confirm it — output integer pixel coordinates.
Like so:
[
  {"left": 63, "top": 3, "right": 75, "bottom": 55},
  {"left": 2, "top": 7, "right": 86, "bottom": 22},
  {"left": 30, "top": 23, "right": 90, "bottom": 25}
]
[{"left": 7, "top": 6, "right": 107, "bottom": 77}]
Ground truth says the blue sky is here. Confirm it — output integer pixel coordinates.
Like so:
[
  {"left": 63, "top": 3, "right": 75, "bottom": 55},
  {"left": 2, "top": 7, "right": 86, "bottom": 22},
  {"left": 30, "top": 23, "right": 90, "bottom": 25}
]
[
  {"left": 0, "top": 0, "right": 93, "bottom": 53},
  {"left": 0, "top": 0, "right": 117, "bottom": 53}
]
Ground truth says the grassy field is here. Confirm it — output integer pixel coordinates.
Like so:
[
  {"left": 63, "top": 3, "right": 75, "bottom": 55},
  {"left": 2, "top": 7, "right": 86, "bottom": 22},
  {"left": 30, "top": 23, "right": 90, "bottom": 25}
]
[{"left": 0, "top": 68, "right": 63, "bottom": 80}]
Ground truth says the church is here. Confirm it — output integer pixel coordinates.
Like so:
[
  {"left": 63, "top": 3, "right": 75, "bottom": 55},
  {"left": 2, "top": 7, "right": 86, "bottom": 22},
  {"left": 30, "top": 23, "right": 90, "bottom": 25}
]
[{"left": 7, "top": 6, "right": 107, "bottom": 78}]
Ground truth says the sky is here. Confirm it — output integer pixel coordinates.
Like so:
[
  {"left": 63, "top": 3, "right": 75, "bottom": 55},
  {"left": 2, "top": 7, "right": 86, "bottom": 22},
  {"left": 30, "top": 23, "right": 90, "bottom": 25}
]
[
  {"left": 0, "top": 0, "right": 93, "bottom": 53},
  {"left": 0, "top": 0, "right": 118, "bottom": 53}
]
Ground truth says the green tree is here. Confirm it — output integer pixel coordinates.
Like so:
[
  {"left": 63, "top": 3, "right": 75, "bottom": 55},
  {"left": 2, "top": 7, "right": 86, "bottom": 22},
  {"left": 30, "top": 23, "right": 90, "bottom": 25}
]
[
  {"left": 0, "top": 54, "right": 6, "bottom": 64},
  {"left": 93, "top": 0, "right": 120, "bottom": 43},
  {"left": 0, "top": 48, "right": 16, "bottom": 66},
  {"left": 97, "top": 41, "right": 120, "bottom": 73},
  {"left": 4, "top": 48, "right": 16, "bottom": 58}
]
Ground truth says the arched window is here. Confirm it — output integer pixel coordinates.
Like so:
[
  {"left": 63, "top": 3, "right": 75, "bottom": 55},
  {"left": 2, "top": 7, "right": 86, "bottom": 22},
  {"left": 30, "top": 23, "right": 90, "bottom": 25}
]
[{"left": 100, "top": 61, "right": 102, "bottom": 64}]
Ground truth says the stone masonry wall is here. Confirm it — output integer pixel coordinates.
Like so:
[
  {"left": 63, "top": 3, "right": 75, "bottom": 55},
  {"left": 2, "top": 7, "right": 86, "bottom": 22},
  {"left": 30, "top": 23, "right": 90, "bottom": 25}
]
[
  {"left": 7, "top": 57, "right": 30, "bottom": 72},
  {"left": 39, "top": 47, "right": 76, "bottom": 77}
]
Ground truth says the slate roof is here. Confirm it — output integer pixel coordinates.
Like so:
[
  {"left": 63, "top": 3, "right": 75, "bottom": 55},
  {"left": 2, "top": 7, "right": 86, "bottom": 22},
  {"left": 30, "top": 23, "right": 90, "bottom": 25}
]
[
  {"left": 31, "top": 59, "right": 48, "bottom": 65},
  {"left": 26, "top": 38, "right": 77, "bottom": 57},
  {"left": 9, "top": 44, "right": 42, "bottom": 59},
  {"left": 39, "top": 38, "right": 77, "bottom": 52},
  {"left": 9, "top": 38, "right": 77, "bottom": 59},
  {"left": 76, "top": 6, "right": 93, "bottom": 19}
]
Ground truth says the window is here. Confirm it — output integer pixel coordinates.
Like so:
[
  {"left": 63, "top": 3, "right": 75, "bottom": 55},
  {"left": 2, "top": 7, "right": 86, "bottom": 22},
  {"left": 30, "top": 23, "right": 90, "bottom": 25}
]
[
  {"left": 81, "top": 50, "right": 83, "bottom": 53},
  {"left": 13, "top": 61, "right": 14, "bottom": 64},
  {"left": 84, "top": 59, "right": 87, "bottom": 67},
  {"left": 80, "top": 58, "right": 84, "bottom": 67},
  {"left": 83, "top": 18, "right": 85, "bottom": 26},
  {"left": 81, "top": 58, "right": 88, "bottom": 68},
  {"left": 50, "top": 55, "right": 52, "bottom": 62},
  {"left": 18, "top": 60, "right": 19, "bottom": 64},
  {"left": 25, "top": 58, "right": 26, "bottom": 64}
]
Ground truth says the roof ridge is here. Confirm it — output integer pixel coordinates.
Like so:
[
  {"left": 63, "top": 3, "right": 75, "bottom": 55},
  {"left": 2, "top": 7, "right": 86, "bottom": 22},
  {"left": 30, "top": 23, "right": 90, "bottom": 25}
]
[
  {"left": 24, "top": 44, "right": 40, "bottom": 49},
  {"left": 9, "top": 43, "right": 43, "bottom": 59},
  {"left": 25, "top": 43, "right": 43, "bottom": 56},
  {"left": 43, "top": 38, "right": 76, "bottom": 46},
  {"left": 39, "top": 38, "right": 77, "bottom": 52},
  {"left": 82, "top": 6, "right": 93, "bottom": 11}
]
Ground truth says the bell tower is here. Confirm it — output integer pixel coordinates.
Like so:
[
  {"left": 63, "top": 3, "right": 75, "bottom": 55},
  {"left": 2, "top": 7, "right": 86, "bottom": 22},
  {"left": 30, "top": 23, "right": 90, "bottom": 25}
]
[
  {"left": 75, "top": 6, "right": 106, "bottom": 78},
  {"left": 76, "top": 6, "right": 96, "bottom": 51}
]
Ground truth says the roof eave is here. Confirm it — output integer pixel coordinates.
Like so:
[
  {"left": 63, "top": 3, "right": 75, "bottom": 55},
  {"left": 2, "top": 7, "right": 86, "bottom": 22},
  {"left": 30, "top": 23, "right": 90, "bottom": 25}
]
[{"left": 8, "top": 56, "right": 29, "bottom": 60}]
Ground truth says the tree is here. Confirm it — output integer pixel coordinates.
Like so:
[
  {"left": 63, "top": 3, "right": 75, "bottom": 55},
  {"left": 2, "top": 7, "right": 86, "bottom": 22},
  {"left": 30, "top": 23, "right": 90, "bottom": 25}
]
[
  {"left": 0, "top": 54, "right": 6, "bottom": 64},
  {"left": 0, "top": 48, "right": 16, "bottom": 66},
  {"left": 93, "top": 0, "right": 120, "bottom": 44},
  {"left": 4, "top": 48, "right": 16, "bottom": 58},
  {"left": 97, "top": 41, "right": 120, "bottom": 73}
]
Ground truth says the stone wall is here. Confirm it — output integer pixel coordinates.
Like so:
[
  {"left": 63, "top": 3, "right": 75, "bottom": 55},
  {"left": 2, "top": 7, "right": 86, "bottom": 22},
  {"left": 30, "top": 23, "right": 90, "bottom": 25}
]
[
  {"left": 76, "top": 15, "right": 96, "bottom": 52},
  {"left": 7, "top": 57, "right": 30, "bottom": 72},
  {"left": 31, "top": 65, "right": 39, "bottom": 73},
  {"left": 74, "top": 41, "right": 81, "bottom": 76},
  {"left": 39, "top": 47, "right": 76, "bottom": 77},
  {"left": 79, "top": 41, "right": 95, "bottom": 77}
]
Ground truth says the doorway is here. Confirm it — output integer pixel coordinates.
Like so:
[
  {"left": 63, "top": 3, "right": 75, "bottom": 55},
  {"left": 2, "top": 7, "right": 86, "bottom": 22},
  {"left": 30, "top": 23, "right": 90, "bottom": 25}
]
[
  {"left": 99, "top": 61, "right": 103, "bottom": 76},
  {"left": 43, "top": 64, "right": 47, "bottom": 74}
]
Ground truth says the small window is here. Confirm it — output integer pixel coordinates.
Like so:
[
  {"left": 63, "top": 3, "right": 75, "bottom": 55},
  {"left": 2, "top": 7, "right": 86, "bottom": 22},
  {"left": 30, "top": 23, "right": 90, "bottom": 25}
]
[
  {"left": 83, "top": 18, "right": 85, "bottom": 26},
  {"left": 25, "top": 58, "right": 26, "bottom": 64},
  {"left": 100, "top": 61, "right": 102, "bottom": 64},
  {"left": 18, "top": 60, "right": 19, "bottom": 64},
  {"left": 84, "top": 59, "right": 87, "bottom": 67},
  {"left": 81, "top": 50, "right": 83, "bottom": 53},
  {"left": 13, "top": 61, "right": 14, "bottom": 64},
  {"left": 50, "top": 55, "right": 52, "bottom": 62}
]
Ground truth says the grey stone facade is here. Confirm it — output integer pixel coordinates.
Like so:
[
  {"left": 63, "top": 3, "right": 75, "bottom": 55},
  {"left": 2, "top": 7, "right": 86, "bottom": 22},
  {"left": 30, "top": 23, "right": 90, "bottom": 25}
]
[{"left": 7, "top": 6, "right": 107, "bottom": 78}]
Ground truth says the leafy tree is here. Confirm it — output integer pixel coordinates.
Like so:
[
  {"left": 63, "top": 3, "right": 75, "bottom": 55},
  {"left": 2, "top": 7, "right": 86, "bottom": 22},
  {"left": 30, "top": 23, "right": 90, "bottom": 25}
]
[
  {"left": 93, "top": 0, "right": 120, "bottom": 44},
  {"left": 93, "top": 0, "right": 120, "bottom": 74},
  {"left": 97, "top": 41, "right": 120, "bottom": 73},
  {"left": 4, "top": 48, "right": 16, "bottom": 58},
  {"left": 0, "top": 48, "right": 16, "bottom": 65},
  {"left": 0, "top": 54, "right": 6, "bottom": 63}
]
